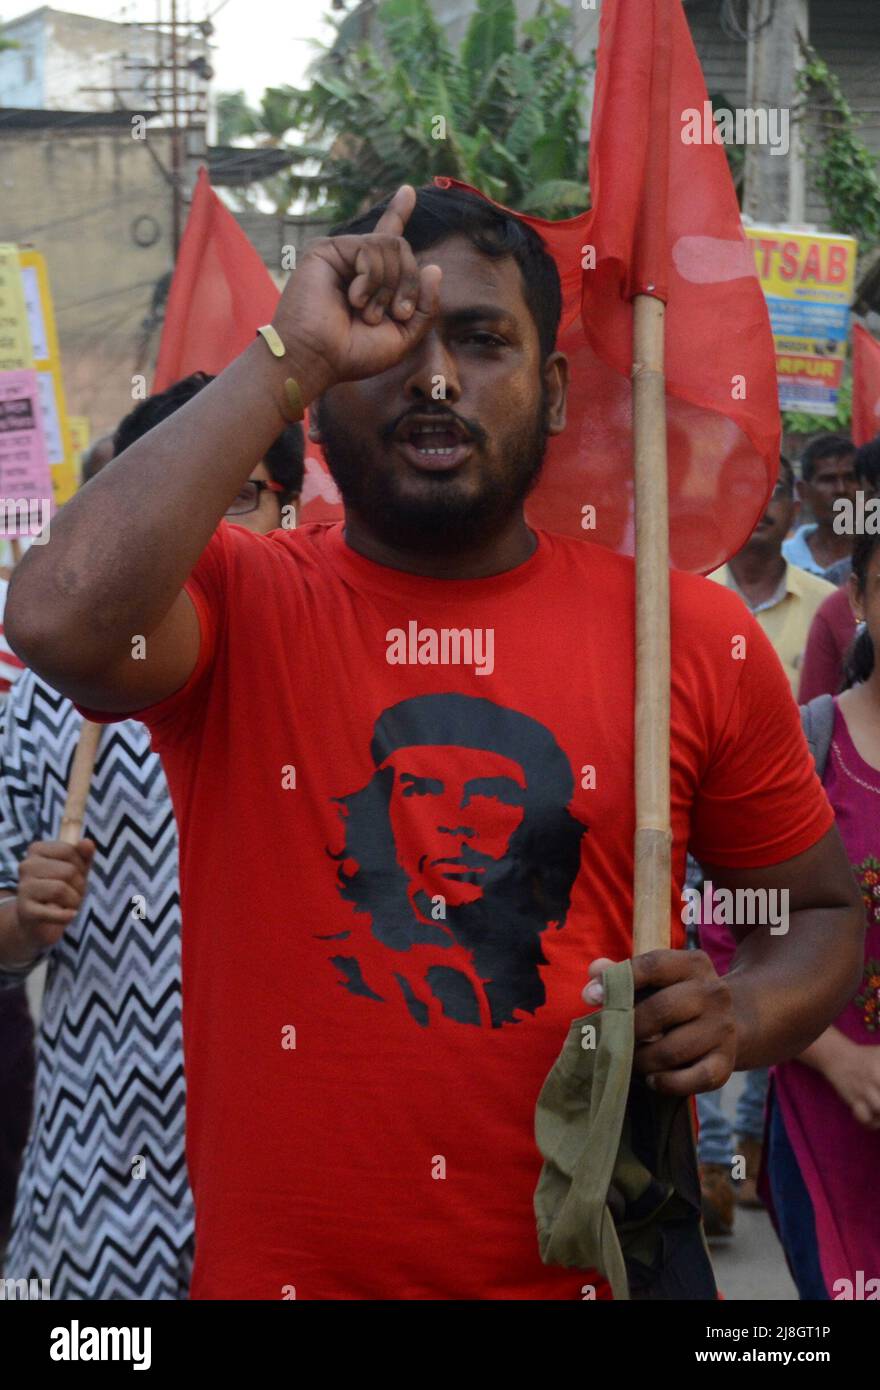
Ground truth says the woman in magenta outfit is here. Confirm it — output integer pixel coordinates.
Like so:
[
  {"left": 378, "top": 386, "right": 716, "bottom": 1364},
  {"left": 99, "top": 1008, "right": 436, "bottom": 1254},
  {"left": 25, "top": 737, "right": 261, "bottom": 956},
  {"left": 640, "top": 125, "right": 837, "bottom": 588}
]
[{"left": 767, "top": 530, "right": 880, "bottom": 1299}]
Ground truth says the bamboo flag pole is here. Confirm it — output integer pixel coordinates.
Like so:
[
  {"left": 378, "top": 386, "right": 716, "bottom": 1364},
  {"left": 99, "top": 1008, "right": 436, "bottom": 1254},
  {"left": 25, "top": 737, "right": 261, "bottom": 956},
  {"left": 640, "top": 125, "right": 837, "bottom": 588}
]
[
  {"left": 631, "top": 0, "right": 673, "bottom": 957},
  {"left": 59, "top": 721, "right": 102, "bottom": 846},
  {"left": 631, "top": 296, "right": 672, "bottom": 955}
]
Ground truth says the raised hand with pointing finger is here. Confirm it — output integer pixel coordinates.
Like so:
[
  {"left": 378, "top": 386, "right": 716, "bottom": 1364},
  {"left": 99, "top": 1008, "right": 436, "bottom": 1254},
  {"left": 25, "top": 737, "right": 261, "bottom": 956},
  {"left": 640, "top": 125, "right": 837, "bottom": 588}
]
[{"left": 272, "top": 184, "right": 443, "bottom": 405}]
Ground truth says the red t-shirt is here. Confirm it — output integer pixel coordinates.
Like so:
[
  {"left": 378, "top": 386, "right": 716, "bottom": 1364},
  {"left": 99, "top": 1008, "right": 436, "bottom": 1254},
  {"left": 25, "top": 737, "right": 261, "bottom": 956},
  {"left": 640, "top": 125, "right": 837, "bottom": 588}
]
[
  {"left": 87, "top": 522, "right": 833, "bottom": 1299},
  {"left": 797, "top": 584, "right": 857, "bottom": 703}
]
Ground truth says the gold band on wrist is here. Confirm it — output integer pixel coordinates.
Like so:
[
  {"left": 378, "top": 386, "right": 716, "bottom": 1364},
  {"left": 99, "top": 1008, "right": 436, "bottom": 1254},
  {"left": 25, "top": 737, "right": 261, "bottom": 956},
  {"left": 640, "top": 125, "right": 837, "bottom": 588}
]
[
  {"left": 256, "top": 325, "right": 306, "bottom": 423},
  {"left": 256, "top": 324, "right": 285, "bottom": 358}
]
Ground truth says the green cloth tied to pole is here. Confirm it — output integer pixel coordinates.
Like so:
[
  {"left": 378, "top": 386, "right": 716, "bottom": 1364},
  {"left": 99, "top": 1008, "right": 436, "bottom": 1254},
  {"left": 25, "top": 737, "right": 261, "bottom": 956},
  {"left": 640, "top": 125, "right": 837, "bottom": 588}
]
[{"left": 534, "top": 960, "right": 717, "bottom": 1301}]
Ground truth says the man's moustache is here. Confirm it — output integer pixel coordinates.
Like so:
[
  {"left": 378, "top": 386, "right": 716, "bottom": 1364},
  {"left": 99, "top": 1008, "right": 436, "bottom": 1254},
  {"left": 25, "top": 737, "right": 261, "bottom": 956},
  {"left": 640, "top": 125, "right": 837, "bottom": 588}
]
[{"left": 379, "top": 409, "right": 486, "bottom": 447}]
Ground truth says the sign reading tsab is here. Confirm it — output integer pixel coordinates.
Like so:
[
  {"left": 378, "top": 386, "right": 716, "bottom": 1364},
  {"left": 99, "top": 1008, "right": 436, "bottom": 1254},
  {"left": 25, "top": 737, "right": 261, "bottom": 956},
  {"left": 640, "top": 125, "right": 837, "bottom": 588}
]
[{"left": 745, "top": 226, "right": 858, "bottom": 417}]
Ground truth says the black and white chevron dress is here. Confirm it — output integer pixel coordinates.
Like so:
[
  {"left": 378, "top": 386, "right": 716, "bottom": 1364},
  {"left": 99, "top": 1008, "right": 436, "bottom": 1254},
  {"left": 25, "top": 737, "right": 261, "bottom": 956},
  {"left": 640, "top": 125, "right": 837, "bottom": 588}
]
[{"left": 0, "top": 670, "right": 193, "bottom": 1299}]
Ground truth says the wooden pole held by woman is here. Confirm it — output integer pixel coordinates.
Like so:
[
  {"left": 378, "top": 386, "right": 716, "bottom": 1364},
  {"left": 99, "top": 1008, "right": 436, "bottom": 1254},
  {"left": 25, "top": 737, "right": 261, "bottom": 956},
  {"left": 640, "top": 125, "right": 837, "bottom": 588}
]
[{"left": 59, "top": 721, "right": 102, "bottom": 846}]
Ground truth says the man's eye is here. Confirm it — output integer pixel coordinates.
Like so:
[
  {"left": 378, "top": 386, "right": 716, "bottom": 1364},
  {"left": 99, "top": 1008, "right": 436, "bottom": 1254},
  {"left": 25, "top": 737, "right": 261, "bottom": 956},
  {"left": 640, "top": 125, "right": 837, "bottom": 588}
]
[
  {"left": 400, "top": 777, "right": 441, "bottom": 797},
  {"left": 463, "top": 332, "right": 505, "bottom": 348}
]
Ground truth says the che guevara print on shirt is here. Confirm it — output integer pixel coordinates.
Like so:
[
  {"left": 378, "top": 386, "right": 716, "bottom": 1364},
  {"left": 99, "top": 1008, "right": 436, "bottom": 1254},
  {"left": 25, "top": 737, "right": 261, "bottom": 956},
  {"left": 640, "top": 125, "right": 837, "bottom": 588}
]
[{"left": 321, "top": 694, "right": 588, "bottom": 1028}]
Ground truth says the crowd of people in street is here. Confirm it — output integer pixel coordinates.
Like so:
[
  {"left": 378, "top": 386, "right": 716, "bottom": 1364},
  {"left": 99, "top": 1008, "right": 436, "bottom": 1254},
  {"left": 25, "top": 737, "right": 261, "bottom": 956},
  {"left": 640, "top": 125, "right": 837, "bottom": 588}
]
[
  {"left": 694, "top": 432, "right": 880, "bottom": 1303},
  {"left": 0, "top": 183, "right": 876, "bottom": 1302}
]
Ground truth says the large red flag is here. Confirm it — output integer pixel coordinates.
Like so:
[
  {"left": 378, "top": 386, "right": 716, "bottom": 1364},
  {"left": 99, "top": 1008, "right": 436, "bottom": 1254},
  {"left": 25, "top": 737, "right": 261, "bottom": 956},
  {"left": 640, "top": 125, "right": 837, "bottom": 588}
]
[
  {"left": 852, "top": 323, "right": 880, "bottom": 447},
  {"left": 166, "top": 0, "right": 781, "bottom": 559},
  {"left": 152, "top": 166, "right": 280, "bottom": 392},
  {"left": 436, "top": 0, "right": 779, "bottom": 573}
]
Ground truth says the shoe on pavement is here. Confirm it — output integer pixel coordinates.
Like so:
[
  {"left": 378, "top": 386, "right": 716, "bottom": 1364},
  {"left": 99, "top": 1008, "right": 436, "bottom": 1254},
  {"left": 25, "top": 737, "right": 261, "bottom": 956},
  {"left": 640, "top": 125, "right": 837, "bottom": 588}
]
[
  {"left": 735, "top": 1135, "right": 764, "bottom": 1209},
  {"left": 700, "top": 1163, "right": 735, "bottom": 1238}
]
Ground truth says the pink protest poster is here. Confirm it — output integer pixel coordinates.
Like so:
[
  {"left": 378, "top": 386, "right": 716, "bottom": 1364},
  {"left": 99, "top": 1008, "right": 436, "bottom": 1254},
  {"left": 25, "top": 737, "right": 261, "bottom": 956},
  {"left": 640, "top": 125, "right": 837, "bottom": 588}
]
[{"left": 0, "top": 368, "right": 55, "bottom": 537}]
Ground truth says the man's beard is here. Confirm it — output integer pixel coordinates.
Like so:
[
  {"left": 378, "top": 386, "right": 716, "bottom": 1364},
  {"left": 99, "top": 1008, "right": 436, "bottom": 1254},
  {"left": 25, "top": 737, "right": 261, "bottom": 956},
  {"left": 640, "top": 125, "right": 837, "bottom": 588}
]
[{"left": 318, "top": 390, "right": 551, "bottom": 554}]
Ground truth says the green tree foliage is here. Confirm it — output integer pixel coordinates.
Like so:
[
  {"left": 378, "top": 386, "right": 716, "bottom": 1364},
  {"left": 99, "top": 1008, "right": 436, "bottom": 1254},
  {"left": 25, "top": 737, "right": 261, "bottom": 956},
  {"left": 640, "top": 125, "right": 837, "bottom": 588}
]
[
  {"left": 783, "top": 372, "right": 852, "bottom": 437},
  {"left": 215, "top": 88, "right": 328, "bottom": 214},
  {"left": 797, "top": 47, "right": 880, "bottom": 249},
  {"left": 217, "top": 0, "right": 590, "bottom": 221},
  {"left": 781, "top": 49, "right": 879, "bottom": 434}
]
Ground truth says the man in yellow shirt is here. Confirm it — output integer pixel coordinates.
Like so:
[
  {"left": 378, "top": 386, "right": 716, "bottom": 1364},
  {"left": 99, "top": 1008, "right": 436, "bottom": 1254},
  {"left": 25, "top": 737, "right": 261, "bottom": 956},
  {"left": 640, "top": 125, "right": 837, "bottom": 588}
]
[{"left": 710, "top": 456, "right": 836, "bottom": 694}]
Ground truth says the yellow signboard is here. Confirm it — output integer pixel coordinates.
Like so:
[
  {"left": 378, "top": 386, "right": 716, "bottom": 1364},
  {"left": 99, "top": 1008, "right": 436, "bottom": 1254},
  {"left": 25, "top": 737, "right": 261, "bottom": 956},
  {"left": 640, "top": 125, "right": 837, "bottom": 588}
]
[
  {"left": 0, "top": 243, "right": 33, "bottom": 371},
  {"left": 68, "top": 415, "right": 91, "bottom": 475},
  {"left": 18, "top": 249, "right": 77, "bottom": 504},
  {"left": 745, "top": 226, "right": 858, "bottom": 416}
]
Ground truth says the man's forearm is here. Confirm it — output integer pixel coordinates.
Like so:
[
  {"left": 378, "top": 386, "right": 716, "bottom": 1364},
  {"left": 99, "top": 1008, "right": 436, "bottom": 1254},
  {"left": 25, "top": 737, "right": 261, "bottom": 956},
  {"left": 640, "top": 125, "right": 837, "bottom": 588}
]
[
  {"left": 725, "top": 903, "right": 863, "bottom": 1071},
  {"left": 6, "top": 338, "right": 319, "bottom": 683}
]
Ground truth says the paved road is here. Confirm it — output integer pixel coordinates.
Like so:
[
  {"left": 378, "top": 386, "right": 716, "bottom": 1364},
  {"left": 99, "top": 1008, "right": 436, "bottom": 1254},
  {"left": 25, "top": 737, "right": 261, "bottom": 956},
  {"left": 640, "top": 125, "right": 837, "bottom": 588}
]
[
  {"left": 704, "top": 1071, "right": 798, "bottom": 1300},
  {"left": 709, "top": 1207, "right": 797, "bottom": 1300}
]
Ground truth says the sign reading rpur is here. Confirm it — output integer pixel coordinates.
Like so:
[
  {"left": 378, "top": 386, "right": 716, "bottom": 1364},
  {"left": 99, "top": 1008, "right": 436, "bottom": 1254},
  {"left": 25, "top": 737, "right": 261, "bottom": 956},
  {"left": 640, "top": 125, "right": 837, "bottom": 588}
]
[{"left": 745, "top": 226, "right": 858, "bottom": 417}]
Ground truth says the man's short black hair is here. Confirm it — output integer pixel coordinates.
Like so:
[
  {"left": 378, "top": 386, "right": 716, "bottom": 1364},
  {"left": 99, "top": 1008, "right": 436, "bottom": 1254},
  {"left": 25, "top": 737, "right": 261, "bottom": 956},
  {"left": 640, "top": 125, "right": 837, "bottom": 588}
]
[
  {"left": 853, "top": 435, "right": 880, "bottom": 492},
  {"left": 112, "top": 372, "right": 213, "bottom": 456},
  {"left": 800, "top": 432, "right": 855, "bottom": 483},
  {"left": 113, "top": 371, "right": 305, "bottom": 505},
  {"left": 330, "top": 184, "right": 563, "bottom": 363}
]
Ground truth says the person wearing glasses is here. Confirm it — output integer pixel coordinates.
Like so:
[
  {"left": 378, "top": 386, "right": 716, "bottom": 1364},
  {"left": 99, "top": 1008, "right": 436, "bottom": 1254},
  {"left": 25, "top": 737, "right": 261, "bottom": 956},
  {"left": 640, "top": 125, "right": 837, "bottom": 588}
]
[
  {"left": 0, "top": 374, "right": 303, "bottom": 1299},
  {"left": 694, "top": 455, "right": 837, "bottom": 1239}
]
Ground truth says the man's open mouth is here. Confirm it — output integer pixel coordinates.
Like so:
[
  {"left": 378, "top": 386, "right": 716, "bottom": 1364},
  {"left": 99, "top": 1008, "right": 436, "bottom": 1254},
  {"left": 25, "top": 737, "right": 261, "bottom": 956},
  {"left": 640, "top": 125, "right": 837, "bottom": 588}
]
[{"left": 394, "top": 415, "right": 474, "bottom": 472}]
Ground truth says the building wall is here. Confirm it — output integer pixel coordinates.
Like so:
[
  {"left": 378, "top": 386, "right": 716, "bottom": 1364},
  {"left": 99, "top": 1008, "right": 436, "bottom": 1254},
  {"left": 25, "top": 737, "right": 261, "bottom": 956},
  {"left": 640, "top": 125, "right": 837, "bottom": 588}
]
[
  {"left": 0, "top": 122, "right": 175, "bottom": 436},
  {"left": 805, "top": 0, "right": 880, "bottom": 228},
  {"left": 234, "top": 210, "right": 333, "bottom": 287},
  {"left": 0, "top": 11, "right": 47, "bottom": 108},
  {"left": 682, "top": 0, "right": 880, "bottom": 233},
  {"left": 685, "top": 0, "right": 748, "bottom": 109},
  {"left": 0, "top": 6, "right": 152, "bottom": 112}
]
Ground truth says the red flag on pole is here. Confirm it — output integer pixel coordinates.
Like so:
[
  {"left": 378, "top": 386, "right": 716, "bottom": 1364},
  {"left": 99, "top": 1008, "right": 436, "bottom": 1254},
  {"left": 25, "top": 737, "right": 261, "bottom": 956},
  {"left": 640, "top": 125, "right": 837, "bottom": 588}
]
[
  {"left": 153, "top": 167, "right": 344, "bottom": 521},
  {"left": 436, "top": 0, "right": 779, "bottom": 573},
  {"left": 852, "top": 323, "right": 880, "bottom": 447},
  {"left": 165, "top": 0, "right": 781, "bottom": 560},
  {"left": 153, "top": 167, "right": 280, "bottom": 392}
]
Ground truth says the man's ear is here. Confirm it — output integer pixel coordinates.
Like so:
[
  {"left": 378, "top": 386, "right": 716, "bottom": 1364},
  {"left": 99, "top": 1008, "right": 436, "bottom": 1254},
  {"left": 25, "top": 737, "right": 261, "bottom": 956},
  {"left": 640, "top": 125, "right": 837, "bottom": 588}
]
[{"left": 543, "top": 351, "right": 568, "bottom": 436}]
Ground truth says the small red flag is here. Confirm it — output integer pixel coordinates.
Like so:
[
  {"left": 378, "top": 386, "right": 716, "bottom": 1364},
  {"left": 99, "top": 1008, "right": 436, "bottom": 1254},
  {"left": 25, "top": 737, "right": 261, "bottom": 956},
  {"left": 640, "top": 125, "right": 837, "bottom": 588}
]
[
  {"left": 152, "top": 167, "right": 280, "bottom": 392},
  {"left": 852, "top": 324, "right": 880, "bottom": 447}
]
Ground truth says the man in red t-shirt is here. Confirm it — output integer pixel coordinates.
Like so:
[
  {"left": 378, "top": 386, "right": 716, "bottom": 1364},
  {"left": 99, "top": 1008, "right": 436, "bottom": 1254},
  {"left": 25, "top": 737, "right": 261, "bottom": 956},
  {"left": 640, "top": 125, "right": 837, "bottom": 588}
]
[{"left": 6, "top": 184, "right": 864, "bottom": 1300}]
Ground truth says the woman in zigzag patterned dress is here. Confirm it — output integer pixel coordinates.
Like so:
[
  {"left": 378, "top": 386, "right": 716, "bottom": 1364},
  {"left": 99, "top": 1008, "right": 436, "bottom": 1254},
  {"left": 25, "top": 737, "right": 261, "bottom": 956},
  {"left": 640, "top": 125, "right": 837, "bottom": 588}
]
[
  {"left": 0, "top": 372, "right": 304, "bottom": 1299},
  {"left": 0, "top": 670, "right": 194, "bottom": 1299}
]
